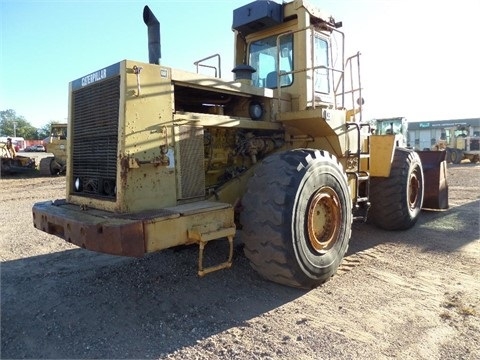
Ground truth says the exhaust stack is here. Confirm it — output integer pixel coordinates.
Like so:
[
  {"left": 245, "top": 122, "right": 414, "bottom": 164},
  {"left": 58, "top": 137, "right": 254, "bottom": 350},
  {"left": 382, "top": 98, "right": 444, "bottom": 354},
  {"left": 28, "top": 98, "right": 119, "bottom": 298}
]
[{"left": 143, "top": 6, "right": 161, "bottom": 64}]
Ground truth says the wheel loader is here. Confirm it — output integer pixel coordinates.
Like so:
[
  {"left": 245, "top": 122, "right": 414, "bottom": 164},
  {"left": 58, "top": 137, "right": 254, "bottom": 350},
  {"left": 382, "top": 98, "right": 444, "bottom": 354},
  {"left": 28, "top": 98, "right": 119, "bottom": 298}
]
[
  {"left": 39, "top": 123, "right": 68, "bottom": 175},
  {"left": 32, "top": 0, "right": 447, "bottom": 289},
  {"left": 432, "top": 125, "right": 480, "bottom": 164},
  {"left": 373, "top": 116, "right": 449, "bottom": 210},
  {"left": 374, "top": 117, "right": 408, "bottom": 147}
]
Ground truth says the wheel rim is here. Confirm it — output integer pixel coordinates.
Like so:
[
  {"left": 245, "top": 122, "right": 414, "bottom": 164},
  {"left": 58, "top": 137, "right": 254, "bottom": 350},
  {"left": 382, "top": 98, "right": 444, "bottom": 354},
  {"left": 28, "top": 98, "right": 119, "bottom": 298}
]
[
  {"left": 408, "top": 168, "right": 420, "bottom": 210},
  {"left": 451, "top": 151, "right": 457, "bottom": 163},
  {"left": 307, "top": 186, "right": 341, "bottom": 254}
]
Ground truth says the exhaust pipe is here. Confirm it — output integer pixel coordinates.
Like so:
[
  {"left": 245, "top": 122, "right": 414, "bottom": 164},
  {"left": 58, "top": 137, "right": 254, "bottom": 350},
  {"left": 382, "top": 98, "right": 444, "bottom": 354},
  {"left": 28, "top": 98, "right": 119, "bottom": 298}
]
[{"left": 143, "top": 6, "right": 161, "bottom": 64}]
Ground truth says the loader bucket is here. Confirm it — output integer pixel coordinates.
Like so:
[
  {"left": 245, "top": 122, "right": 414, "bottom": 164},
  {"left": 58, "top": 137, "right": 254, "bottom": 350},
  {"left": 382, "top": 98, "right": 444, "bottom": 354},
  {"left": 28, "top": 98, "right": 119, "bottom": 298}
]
[{"left": 417, "top": 150, "right": 449, "bottom": 210}]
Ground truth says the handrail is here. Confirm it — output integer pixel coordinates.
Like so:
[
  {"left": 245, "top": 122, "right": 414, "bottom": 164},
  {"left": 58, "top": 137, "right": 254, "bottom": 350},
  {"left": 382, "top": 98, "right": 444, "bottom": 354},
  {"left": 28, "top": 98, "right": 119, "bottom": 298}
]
[
  {"left": 194, "top": 53, "right": 221, "bottom": 78},
  {"left": 269, "top": 23, "right": 361, "bottom": 122},
  {"left": 334, "top": 52, "right": 362, "bottom": 122},
  {"left": 274, "top": 24, "right": 348, "bottom": 112}
]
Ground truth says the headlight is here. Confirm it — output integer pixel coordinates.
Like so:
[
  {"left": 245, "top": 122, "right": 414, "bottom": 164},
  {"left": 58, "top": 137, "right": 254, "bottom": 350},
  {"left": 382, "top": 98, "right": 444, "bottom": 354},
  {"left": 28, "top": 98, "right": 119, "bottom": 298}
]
[
  {"left": 249, "top": 101, "right": 263, "bottom": 120},
  {"left": 74, "top": 178, "right": 82, "bottom": 192}
]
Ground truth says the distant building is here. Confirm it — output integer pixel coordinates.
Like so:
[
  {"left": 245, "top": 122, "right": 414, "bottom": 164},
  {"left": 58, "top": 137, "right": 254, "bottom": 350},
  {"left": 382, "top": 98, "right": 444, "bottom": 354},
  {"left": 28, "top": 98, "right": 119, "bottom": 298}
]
[{"left": 407, "top": 118, "right": 480, "bottom": 150}]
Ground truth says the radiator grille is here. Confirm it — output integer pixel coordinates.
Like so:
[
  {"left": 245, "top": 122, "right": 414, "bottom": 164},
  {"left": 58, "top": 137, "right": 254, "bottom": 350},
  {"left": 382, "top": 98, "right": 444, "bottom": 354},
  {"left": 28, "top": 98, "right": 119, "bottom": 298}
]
[
  {"left": 175, "top": 125, "right": 205, "bottom": 200},
  {"left": 72, "top": 76, "right": 120, "bottom": 199}
]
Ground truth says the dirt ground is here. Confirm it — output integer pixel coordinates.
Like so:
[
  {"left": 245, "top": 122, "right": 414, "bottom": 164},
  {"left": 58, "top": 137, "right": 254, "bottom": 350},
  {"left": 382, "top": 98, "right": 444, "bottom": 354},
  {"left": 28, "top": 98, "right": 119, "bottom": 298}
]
[{"left": 1, "top": 161, "right": 479, "bottom": 359}]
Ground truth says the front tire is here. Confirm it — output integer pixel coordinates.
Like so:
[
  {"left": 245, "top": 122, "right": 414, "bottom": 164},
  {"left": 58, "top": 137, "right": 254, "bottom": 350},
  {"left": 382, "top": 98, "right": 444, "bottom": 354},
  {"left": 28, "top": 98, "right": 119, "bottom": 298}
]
[
  {"left": 445, "top": 148, "right": 453, "bottom": 163},
  {"left": 450, "top": 148, "right": 463, "bottom": 164},
  {"left": 369, "top": 148, "right": 424, "bottom": 230},
  {"left": 240, "top": 149, "right": 352, "bottom": 289}
]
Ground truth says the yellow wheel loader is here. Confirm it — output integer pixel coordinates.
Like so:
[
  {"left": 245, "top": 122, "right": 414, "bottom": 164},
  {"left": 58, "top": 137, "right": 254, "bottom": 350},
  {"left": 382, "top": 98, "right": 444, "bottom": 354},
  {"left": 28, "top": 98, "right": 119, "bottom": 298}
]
[
  {"left": 39, "top": 123, "right": 68, "bottom": 176},
  {"left": 373, "top": 116, "right": 449, "bottom": 210},
  {"left": 32, "top": 1, "right": 447, "bottom": 288},
  {"left": 433, "top": 125, "right": 480, "bottom": 164}
]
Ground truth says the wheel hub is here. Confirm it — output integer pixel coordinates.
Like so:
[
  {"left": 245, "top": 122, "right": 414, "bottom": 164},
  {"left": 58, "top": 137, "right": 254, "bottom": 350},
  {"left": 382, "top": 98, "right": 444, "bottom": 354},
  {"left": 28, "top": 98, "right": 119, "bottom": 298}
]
[
  {"left": 307, "top": 186, "right": 341, "bottom": 254},
  {"left": 408, "top": 171, "right": 420, "bottom": 209}
]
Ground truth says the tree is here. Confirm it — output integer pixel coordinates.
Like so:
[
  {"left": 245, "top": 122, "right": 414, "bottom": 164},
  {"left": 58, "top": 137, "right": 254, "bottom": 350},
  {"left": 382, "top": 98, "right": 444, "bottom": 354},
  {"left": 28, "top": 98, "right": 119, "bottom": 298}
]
[
  {"left": 37, "top": 123, "right": 52, "bottom": 140},
  {"left": 0, "top": 109, "right": 66, "bottom": 140},
  {"left": 0, "top": 109, "right": 38, "bottom": 139},
  {"left": 37, "top": 120, "right": 69, "bottom": 140}
]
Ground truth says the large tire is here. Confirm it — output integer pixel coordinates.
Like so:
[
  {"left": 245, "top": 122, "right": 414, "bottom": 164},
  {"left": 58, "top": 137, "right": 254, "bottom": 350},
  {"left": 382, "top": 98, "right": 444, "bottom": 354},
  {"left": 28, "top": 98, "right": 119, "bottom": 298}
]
[
  {"left": 240, "top": 149, "right": 352, "bottom": 289},
  {"left": 369, "top": 148, "right": 424, "bottom": 230},
  {"left": 450, "top": 148, "right": 463, "bottom": 164},
  {"left": 39, "top": 157, "right": 54, "bottom": 176},
  {"left": 50, "top": 158, "right": 66, "bottom": 175},
  {"left": 445, "top": 148, "right": 453, "bottom": 163}
]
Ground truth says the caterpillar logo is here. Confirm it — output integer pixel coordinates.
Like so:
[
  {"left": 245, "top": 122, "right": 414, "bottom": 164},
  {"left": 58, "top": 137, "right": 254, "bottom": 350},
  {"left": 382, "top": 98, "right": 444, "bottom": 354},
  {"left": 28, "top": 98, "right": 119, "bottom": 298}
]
[{"left": 81, "top": 69, "right": 107, "bottom": 87}]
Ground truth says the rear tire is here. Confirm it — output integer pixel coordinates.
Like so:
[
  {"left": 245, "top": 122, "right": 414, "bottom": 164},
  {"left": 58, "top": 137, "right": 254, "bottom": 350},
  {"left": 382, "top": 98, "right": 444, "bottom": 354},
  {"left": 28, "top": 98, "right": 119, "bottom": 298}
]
[
  {"left": 240, "top": 149, "right": 352, "bottom": 289},
  {"left": 39, "top": 157, "right": 54, "bottom": 176},
  {"left": 50, "top": 158, "right": 66, "bottom": 175},
  {"left": 369, "top": 148, "right": 424, "bottom": 230}
]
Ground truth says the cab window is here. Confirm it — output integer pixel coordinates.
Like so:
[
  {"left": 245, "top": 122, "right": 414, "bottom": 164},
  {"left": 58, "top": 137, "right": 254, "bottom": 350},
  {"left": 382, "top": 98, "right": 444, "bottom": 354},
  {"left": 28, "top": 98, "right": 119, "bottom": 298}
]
[
  {"left": 314, "top": 35, "right": 330, "bottom": 94},
  {"left": 249, "top": 33, "right": 293, "bottom": 89}
]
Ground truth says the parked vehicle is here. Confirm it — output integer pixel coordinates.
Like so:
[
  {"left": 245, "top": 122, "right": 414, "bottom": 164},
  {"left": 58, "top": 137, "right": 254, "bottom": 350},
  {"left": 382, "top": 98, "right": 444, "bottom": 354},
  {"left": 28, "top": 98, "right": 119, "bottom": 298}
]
[
  {"left": 32, "top": 0, "right": 448, "bottom": 288},
  {"left": 24, "top": 145, "right": 45, "bottom": 152},
  {"left": 39, "top": 123, "right": 67, "bottom": 175},
  {"left": 1, "top": 138, "right": 36, "bottom": 174},
  {"left": 432, "top": 125, "right": 480, "bottom": 163}
]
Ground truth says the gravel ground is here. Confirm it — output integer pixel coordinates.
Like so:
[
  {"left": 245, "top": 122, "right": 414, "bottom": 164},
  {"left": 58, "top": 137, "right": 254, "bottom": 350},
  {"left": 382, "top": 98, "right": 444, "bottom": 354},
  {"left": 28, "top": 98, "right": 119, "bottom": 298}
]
[{"left": 1, "top": 161, "right": 479, "bottom": 359}]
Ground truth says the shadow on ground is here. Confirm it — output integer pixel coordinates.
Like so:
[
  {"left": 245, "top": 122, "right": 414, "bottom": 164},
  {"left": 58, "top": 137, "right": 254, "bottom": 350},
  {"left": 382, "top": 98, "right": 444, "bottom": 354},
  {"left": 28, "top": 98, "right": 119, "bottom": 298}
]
[
  {"left": 1, "top": 199, "right": 478, "bottom": 359},
  {"left": 1, "top": 241, "right": 304, "bottom": 359},
  {"left": 348, "top": 199, "right": 480, "bottom": 256}
]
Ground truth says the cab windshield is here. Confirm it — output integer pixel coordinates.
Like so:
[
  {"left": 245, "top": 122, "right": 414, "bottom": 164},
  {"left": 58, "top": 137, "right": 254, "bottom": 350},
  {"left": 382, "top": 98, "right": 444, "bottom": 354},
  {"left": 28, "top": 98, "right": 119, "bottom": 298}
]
[{"left": 249, "top": 33, "right": 293, "bottom": 89}]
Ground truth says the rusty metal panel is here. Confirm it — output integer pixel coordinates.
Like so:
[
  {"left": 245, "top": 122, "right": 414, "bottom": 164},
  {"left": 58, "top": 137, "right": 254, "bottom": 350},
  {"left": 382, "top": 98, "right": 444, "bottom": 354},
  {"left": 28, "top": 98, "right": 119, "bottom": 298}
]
[
  {"left": 32, "top": 200, "right": 145, "bottom": 257},
  {"left": 32, "top": 198, "right": 235, "bottom": 258}
]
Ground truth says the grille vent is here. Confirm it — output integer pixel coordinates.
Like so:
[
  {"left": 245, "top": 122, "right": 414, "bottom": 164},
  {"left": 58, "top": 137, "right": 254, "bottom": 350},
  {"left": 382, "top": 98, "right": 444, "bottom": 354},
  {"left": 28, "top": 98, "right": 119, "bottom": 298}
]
[
  {"left": 175, "top": 125, "right": 205, "bottom": 200},
  {"left": 72, "top": 76, "right": 120, "bottom": 199}
]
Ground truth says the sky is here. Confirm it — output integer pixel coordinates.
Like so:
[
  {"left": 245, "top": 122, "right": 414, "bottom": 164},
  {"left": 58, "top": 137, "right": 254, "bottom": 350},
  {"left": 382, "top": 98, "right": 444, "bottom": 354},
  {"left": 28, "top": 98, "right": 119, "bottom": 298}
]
[{"left": 1, "top": 0, "right": 479, "bottom": 129}]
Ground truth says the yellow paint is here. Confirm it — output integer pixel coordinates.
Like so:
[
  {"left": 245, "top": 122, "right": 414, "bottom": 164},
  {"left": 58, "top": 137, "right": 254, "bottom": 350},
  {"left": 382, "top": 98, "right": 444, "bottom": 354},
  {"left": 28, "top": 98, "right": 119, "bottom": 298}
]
[
  {"left": 144, "top": 202, "right": 234, "bottom": 252},
  {"left": 369, "top": 135, "right": 395, "bottom": 177}
]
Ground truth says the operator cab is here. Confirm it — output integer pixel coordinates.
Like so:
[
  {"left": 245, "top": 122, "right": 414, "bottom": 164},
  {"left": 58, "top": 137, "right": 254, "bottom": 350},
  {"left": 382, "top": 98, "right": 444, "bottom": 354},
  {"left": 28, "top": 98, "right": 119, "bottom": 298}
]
[{"left": 232, "top": 0, "right": 344, "bottom": 111}]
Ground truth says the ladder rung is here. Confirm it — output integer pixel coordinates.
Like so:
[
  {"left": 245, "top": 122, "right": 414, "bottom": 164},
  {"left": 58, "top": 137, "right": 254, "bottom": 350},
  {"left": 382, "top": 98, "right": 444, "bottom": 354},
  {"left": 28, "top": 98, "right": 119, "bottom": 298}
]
[{"left": 188, "top": 227, "right": 235, "bottom": 277}]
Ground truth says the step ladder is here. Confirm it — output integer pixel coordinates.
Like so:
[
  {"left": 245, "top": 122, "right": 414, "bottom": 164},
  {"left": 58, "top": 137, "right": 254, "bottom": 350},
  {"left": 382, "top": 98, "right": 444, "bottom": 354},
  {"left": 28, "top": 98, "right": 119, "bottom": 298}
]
[
  {"left": 346, "top": 122, "right": 371, "bottom": 221},
  {"left": 188, "top": 227, "right": 235, "bottom": 277}
]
